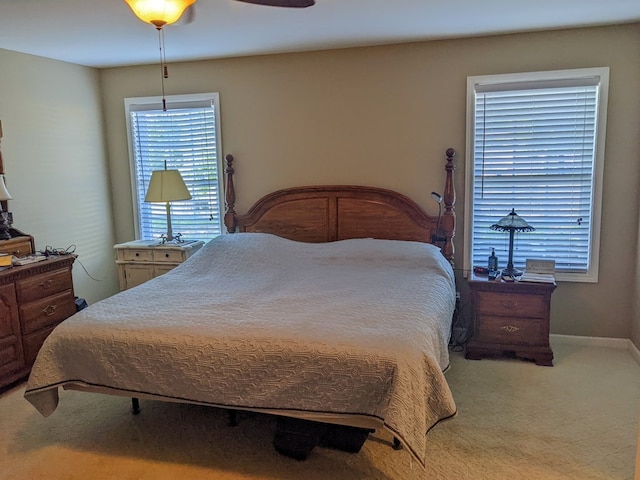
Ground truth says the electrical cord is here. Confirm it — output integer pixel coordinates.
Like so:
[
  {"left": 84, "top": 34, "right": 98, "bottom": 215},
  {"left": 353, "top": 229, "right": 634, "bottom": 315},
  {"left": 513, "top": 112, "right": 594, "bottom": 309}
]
[
  {"left": 449, "top": 267, "right": 473, "bottom": 351},
  {"left": 40, "top": 245, "right": 77, "bottom": 257},
  {"left": 449, "top": 294, "right": 472, "bottom": 351},
  {"left": 38, "top": 244, "right": 103, "bottom": 282}
]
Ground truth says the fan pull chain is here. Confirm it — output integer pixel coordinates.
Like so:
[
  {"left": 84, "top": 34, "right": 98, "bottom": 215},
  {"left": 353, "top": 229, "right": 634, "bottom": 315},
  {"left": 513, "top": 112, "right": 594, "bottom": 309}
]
[{"left": 157, "top": 27, "right": 168, "bottom": 111}]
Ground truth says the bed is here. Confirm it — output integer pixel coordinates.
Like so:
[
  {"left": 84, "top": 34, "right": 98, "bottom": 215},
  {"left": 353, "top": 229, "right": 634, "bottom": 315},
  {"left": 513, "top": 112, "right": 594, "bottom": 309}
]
[{"left": 24, "top": 148, "right": 458, "bottom": 467}]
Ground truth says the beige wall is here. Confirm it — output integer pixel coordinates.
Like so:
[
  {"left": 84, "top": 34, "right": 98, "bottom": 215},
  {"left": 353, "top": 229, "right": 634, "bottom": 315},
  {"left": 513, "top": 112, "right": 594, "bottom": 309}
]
[
  {"left": 1, "top": 24, "right": 637, "bottom": 341},
  {"left": 101, "top": 23, "right": 640, "bottom": 341},
  {"left": 0, "top": 49, "right": 117, "bottom": 305}
]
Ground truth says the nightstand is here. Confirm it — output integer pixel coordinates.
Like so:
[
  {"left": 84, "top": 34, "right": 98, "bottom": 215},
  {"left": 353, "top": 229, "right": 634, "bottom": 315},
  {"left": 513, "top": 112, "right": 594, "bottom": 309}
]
[
  {"left": 114, "top": 240, "right": 205, "bottom": 291},
  {"left": 465, "top": 273, "right": 556, "bottom": 366}
]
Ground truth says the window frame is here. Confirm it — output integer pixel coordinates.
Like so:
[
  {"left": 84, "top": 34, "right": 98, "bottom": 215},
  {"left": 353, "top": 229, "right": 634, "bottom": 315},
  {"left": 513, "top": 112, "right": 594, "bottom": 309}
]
[
  {"left": 464, "top": 67, "right": 610, "bottom": 283},
  {"left": 124, "top": 92, "right": 224, "bottom": 242}
]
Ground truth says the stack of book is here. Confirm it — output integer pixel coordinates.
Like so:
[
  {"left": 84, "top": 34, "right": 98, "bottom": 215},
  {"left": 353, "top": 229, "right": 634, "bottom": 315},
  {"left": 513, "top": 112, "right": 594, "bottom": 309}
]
[
  {"left": 12, "top": 254, "right": 48, "bottom": 266},
  {"left": 0, "top": 253, "right": 12, "bottom": 267},
  {"left": 518, "top": 272, "right": 556, "bottom": 284}
]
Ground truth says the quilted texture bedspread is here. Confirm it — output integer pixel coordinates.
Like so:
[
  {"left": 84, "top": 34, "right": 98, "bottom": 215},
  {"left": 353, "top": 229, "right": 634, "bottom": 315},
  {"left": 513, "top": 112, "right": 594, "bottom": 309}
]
[{"left": 24, "top": 233, "right": 457, "bottom": 465}]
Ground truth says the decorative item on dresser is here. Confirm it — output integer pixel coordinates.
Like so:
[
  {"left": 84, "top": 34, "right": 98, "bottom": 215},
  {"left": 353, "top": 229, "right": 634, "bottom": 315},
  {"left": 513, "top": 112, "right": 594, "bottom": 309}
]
[
  {"left": 114, "top": 239, "right": 205, "bottom": 290},
  {"left": 0, "top": 255, "right": 76, "bottom": 389},
  {"left": 0, "top": 174, "right": 12, "bottom": 240},
  {"left": 465, "top": 273, "right": 556, "bottom": 366}
]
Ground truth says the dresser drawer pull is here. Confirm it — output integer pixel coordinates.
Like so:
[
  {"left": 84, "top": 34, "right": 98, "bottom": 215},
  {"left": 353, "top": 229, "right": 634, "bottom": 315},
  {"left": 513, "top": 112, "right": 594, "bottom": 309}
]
[
  {"left": 501, "top": 300, "right": 518, "bottom": 308},
  {"left": 501, "top": 325, "right": 520, "bottom": 334},
  {"left": 42, "top": 305, "right": 57, "bottom": 316},
  {"left": 38, "top": 279, "right": 54, "bottom": 290}
]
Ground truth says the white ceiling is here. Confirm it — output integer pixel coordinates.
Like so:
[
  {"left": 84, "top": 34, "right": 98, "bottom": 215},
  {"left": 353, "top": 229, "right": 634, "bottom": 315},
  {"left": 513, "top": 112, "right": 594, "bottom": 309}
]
[{"left": 0, "top": 0, "right": 638, "bottom": 69}]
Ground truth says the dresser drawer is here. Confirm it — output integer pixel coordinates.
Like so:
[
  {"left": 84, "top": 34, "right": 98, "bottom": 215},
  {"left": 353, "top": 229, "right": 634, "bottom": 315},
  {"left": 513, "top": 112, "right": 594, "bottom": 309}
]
[
  {"left": 120, "top": 249, "right": 154, "bottom": 262},
  {"left": 19, "top": 290, "right": 76, "bottom": 335},
  {"left": 474, "top": 315, "right": 545, "bottom": 346},
  {"left": 476, "top": 291, "right": 546, "bottom": 318},
  {"left": 23, "top": 324, "right": 58, "bottom": 367},
  {"left": 0, "top": 341, "right": 25, "bottom": 378},
  {"left": 0, "top": 282, "right": 27, "bottom": 379},
  {"left": 0, "top": 236, "right": 34, "bottom": 257},
  {"left": 153, "top": 249, "right": 185, "bottom": 263},
  {"left": 16, "top": 268, "right": 72, "bottom": 303}
]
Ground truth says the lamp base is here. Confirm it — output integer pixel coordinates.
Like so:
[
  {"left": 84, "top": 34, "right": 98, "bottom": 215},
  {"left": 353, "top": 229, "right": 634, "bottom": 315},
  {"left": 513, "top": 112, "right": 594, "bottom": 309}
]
[{"left": 501, "top": 266, "right": 522, "bottom": 277}]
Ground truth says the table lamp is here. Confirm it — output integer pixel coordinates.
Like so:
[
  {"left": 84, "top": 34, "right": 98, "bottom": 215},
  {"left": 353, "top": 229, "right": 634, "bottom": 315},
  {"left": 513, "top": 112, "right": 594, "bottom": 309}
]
[
  {"left": 490, "top": 208, "right": 534, "bottom": 277},
  {"left": 144, "top": 164, "right": 191, "bottom": 243}
]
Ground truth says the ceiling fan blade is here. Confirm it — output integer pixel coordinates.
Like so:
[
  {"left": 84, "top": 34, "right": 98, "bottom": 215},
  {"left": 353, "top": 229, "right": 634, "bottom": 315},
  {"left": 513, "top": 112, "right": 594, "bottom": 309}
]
[
  {"left": 181, "top": 4, "right": 196, "bottom": 24},
  {"left": 234, "top": 0, "right": 315, "bottom": 7}
]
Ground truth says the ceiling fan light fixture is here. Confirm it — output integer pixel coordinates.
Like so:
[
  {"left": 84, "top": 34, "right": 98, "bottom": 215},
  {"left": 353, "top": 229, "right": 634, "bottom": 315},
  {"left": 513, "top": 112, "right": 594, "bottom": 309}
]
[{"left": 124, "top": 0, "right": 196, "bottom": 28}]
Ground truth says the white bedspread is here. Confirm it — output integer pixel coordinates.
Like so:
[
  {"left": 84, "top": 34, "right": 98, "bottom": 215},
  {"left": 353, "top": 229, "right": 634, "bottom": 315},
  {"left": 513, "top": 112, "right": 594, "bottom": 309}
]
[{"left": 24, "top": 233, "right": 457, "bottom": 466}]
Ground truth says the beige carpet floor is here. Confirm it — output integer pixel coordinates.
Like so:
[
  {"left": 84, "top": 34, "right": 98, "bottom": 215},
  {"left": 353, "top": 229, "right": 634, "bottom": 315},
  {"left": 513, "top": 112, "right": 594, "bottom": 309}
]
[{"left": 0, "top": 340, "right": 638, "bottom": 480}]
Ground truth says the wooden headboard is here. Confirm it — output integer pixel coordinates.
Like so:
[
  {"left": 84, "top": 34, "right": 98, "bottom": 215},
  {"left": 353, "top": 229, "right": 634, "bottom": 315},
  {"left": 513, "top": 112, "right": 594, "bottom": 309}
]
[{"left": 223, "top": 148, "right": 456, "bottom": 263}]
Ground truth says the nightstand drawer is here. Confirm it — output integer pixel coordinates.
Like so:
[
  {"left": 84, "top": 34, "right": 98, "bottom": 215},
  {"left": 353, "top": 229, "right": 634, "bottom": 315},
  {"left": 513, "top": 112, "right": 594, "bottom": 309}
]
[
  {"left": 16, "top": 268, "right": 72, "bottom": 303},
  {"left": 474, "top": 315, "right": 544, "bottom": 346},
  {"left": 120, "top": 249, "right": 154, "bottom": 262},
  {"left": 476, "top": 291, "right": 546, "bottom": 318},
  {"left": 153, "top": 249, "right": 185, "bottom": 263}
]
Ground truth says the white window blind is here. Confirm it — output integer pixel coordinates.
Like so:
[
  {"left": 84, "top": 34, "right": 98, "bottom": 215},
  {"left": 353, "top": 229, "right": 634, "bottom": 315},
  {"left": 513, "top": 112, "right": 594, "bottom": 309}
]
[
  {"left": 126, "top": 94, "right": 223, "bottom": 242},
  {"left": 465, "top": 68, "right": 609, "bottom": 282}
]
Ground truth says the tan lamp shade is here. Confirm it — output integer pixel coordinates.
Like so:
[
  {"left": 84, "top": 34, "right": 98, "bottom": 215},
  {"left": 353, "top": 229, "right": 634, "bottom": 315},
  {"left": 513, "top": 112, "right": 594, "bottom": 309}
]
[
  {"left": 0, "top": 175, "right": 13, "bottom": 202},
  {"left": 144, "top": 169, "right": 191, "bottom": 203},
  {"left": 124, "top": 0, "right": 196, "bottom": 28}
]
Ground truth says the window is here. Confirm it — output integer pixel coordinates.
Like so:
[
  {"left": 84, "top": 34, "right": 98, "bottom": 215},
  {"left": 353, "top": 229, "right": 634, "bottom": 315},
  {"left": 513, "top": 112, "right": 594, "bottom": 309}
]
[
  {"left": 125, "top": 93, "right": 223, "bottom": 242},
  {"left": 464, "top": 68, "right": 609, "bottom": 282}
]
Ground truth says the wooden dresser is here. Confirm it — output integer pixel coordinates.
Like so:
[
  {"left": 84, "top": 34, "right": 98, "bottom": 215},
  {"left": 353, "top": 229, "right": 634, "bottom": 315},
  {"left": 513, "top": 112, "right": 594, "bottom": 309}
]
[
  {"left": 114, "top": 240, "right": 204, "bottom": 291},
  {"left": 0, "top": 255, "right": 76, "bottom": 388},
  {"left": 465, "top": 273, "right": 557, "bottom": 366}
]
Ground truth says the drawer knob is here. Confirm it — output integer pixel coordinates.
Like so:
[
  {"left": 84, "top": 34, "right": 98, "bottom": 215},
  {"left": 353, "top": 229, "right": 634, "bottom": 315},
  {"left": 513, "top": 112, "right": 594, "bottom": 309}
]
[
  {"left": 39, "top": 280, "right": 54, "bottom": 290},
  {"left": 501, "top": 325, "right": 520, "bottom": 334},
  {"left": 43, "top": 305, "right": 57, "bottom": 316},
  {"left": 502, "top": 300, "right": 518, "bottom": 308}
]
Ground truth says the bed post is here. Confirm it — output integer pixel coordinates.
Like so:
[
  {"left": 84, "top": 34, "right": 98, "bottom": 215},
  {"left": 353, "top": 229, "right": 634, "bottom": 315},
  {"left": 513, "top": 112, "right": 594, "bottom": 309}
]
[
  {"left": 224, "top": 154, "right": 237, "bottom": 234},
  {"left": 441, "top": 148, "right": 456, "bottom": 265}
]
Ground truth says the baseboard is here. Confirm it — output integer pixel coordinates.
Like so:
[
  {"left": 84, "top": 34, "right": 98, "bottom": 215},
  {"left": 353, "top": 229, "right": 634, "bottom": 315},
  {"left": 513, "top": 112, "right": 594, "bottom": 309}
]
[{"left": 551, "top": 334, "right": 640, "bottom": 365}]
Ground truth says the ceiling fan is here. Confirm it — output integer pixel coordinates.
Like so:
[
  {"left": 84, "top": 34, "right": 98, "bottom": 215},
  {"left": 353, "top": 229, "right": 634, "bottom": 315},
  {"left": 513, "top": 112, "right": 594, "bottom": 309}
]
[
  {"left": 124, "top": 0, "right": 316, "bottom": 29},
  {"left": 234, "top": 0, "right": 315, "bottom": 7},
  {"left": 123, "top": 0, "right": 316, "bottom": 107},
  {"left": 178, "top": 0, "right": 315, "bottom": 25}
]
